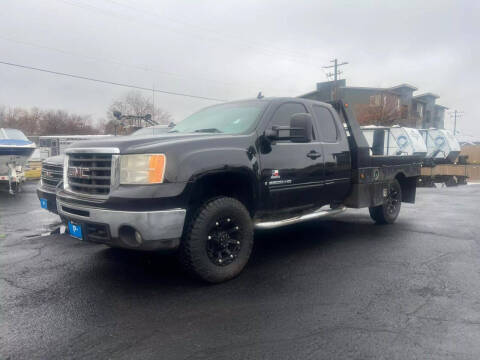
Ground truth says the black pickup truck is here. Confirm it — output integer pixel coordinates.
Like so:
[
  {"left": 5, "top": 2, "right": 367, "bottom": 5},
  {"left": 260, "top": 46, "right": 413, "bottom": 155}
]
[{"left": 56, "top": 98, "right": 421, "bottom": 283}]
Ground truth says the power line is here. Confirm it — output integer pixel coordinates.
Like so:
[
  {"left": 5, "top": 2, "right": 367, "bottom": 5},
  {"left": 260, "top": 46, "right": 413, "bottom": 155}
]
[
  {"left": 0, "top": 35, "right": 151, "bottom": 72},
  {"left": 99, "top": 0, "right": 315, "bottom": 62},
  {"left": 14, "top": 0, "right": 330, "bottom": 94},
  {"left": 52, "top": 0, "right": 326, "bottom": 70},
  {"left": 0, "top": 60, "right": 227, "bottom": 102},
  {"left": 0, "top": 35, "right": 262, "bottom": 90}
]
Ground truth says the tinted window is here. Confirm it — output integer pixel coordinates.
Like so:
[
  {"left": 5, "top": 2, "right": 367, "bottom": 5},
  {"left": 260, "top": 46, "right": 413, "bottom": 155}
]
[
  {"left": 313, "top": 106, "right": 338, "bottom": 142},
  {"left": 269, "top": 103, "right": 308, "bottom": 128}
]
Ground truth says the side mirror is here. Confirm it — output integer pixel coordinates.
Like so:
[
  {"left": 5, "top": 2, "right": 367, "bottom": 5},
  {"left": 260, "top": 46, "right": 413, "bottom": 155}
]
[
  {"left": 265, "top": 126, "right": 293, "bottom": 140},
  {"left": 289, "top": 113, "right": 313, "bottom": 143},
  {"left": 265, "top": 113, "right": 313, "bottom": 143}
]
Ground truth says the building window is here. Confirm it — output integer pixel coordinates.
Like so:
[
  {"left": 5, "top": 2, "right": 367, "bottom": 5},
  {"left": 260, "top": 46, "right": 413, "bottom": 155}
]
[{"left": 369, "top": 95, "right": 381, "bottom": 106}]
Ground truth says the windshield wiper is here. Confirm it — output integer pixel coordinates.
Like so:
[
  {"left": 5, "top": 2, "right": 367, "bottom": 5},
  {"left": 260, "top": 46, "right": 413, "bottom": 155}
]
[{"left": 194, "top": 128, "right": 223, "bottom": 133}]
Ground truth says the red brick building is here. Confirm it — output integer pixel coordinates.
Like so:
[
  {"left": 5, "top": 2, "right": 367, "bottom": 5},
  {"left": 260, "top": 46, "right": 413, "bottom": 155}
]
[{"left": 300, "top": 81, "right": 447, "bottom": 129}]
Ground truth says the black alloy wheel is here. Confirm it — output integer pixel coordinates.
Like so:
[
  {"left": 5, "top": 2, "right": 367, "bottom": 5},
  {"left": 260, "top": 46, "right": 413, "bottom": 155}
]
[
  {"left": 206, "top": 216, "right": 242, "bottom": 266},
  {"left": 369, "top": 179, "right": 402, "bottom": 224},
  {"left": 385, "top": 181, "right": 401, "bottom": 216}
]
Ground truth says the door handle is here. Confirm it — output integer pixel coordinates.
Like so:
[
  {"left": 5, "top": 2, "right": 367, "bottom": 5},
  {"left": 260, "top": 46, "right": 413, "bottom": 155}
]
[{"left": 307, "top": 150, "right": 322, "bottom": 159}]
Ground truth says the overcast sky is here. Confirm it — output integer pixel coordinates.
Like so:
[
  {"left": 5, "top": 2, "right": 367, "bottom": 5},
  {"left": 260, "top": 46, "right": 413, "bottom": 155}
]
[{"left": 0, "top": 0, "right": 478, "bottom": 136}]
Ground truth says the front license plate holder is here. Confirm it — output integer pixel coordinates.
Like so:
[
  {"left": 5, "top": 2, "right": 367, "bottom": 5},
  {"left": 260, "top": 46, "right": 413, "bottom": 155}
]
[
  {"left": 68, "top": 221, "right": 83, "bottom": 240},
  {"left": 40, "top": 198, "right": 48, "bottom": 209}
]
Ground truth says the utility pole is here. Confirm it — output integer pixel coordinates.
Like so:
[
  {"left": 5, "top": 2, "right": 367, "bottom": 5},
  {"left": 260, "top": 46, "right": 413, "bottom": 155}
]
[
  {"left": 323, "top": 58, "right": 348, "bottom": 100},
  {"left": 449, "top": 110, "right": 463, "bottom": 136},
  {"left": 453, "top": 110, "right": 457, "bottom": 135}
]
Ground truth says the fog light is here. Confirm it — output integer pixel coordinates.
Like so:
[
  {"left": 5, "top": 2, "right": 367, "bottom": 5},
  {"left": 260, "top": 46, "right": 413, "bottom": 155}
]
[
  {"left": 119, "top": 226, "right": 142, "bottom": 248},
  {"left": 134, "top": 231, "right": 143, "bottom": 244}
]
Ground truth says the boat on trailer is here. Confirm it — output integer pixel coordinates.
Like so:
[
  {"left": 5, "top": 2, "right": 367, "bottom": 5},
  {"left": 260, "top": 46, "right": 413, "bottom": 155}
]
[{"left": 0, "top": 128, "right": 36, "bottom": 194}]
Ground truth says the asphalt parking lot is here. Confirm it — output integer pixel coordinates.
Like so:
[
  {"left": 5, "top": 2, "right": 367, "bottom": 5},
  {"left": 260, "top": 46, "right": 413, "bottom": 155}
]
[{"left": 1, "top": 181, "right": 480, "bottom": 359}]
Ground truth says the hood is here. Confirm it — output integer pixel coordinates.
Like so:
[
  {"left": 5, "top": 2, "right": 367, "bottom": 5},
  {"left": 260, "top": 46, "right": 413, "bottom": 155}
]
[
  {"left": 67, "top": 132, "right": 247, "bottom": 154},
  {"left": 43, "top": 155, "right": 65, "bottom": 165}
]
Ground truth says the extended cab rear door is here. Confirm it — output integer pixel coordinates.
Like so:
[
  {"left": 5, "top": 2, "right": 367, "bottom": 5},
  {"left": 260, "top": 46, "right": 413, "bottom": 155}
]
[
  {"left": 310, "top": 104, "right": 351, "bottom": 203},
  {"left": 258, "top": 101, "right": 326, "bottom": 212}
]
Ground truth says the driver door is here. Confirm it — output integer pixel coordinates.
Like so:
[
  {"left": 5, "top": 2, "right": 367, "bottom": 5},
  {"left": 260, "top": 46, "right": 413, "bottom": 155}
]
[{"left": 259, "top": 102, "right": 325, "bottom": 213}]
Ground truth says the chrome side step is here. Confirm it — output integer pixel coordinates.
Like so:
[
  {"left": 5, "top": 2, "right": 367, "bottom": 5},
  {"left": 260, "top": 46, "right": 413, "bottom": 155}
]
[{"left": 254, "top": 206, "right": 346, "bottom": 230}]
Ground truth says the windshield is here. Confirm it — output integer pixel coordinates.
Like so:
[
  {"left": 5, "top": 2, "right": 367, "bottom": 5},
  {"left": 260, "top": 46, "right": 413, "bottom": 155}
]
[
  {"left": 170, "top": 100, "right": 268, "bottom": 134},
  {"left": 2, "top": 128, "right": 29, "bottom": 141},
  {"left": 132, "top": 127, "right": 170, "bottom": 136}
]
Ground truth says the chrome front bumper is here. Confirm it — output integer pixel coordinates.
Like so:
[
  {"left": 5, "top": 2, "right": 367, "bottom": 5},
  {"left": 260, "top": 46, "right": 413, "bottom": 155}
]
[{"left": 57, "top": 198, "right": 186, "bottom": 250}]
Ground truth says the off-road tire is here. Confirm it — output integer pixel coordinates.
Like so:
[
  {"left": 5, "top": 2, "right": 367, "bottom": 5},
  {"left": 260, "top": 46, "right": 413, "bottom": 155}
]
[
  {"left": 369, "top": 179, "right": 402, "bottom": 224},
  {"left": 179, "top": 197, "right": 254, "bottom": 283}
]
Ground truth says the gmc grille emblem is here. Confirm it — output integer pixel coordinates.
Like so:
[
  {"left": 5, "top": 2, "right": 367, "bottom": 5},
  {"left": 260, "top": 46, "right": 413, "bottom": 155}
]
[{"left": 68, "top": 166, "right": 91, "bottom": 178}]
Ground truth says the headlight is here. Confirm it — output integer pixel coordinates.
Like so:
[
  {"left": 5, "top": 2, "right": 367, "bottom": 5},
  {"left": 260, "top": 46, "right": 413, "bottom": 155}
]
[{"left": 120, "top": 154, "right": 166, "bottom": 184}]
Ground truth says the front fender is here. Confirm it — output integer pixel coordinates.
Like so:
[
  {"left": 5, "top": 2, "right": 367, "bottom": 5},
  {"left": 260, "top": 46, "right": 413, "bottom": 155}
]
[{"left": 174, "top": 147, "right": 260, "bottom": 183}]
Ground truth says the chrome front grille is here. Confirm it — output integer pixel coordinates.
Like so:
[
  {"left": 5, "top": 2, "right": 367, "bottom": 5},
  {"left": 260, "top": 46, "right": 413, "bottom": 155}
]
[
  {"left": 67, "top": 153, "right": 112, "bottom": 196},
  {"left": 41, "top": 162, "right": 63, "bottom": 188}
]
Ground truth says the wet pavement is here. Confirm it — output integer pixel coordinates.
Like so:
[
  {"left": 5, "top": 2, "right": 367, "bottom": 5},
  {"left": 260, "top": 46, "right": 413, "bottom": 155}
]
[
  {"left": 0, "top": 181, "right": 61, "bottom": 241},
  {"left": 1, "top": 182, "right": 480, "bottom": 359}
]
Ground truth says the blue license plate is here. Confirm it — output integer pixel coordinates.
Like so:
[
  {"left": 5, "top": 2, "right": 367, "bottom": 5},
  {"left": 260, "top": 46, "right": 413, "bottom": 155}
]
[
  {"left": 40, "top": 198, "right": 48, "bottom": 209},
  {"left": 68, "top": 222, "right": 83, "bottom": 240}
]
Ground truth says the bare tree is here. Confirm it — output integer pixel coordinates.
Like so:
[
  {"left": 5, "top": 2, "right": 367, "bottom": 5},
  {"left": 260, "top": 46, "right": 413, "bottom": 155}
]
[
  {"left": 0, "top": 91, "right": 173, "bottom": 137},
  {"left": 106, "top": 90, "right": 172, "bottom": 133},
  {"left": 0, "top": 106, "right": 98, "bottom": 135},
  {"left": 0, "top": 106, "right": 5, "bottom": 126}
]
